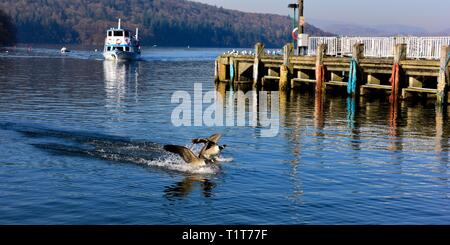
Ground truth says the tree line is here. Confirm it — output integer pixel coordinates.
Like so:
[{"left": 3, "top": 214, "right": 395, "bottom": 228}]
[
  {"left": 0, "top": 0, "right": 333, "bottom": 47},
  {"left": 0, "top": 9, "right": 16, "bottom": 46}
]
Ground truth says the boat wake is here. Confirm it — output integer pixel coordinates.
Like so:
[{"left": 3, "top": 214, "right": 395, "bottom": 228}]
[{"left": 0, "top": 122, "right": 220, "bottom": 174}]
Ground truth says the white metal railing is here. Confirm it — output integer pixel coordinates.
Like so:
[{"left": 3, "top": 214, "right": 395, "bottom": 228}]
[
  {"left": 308, "top": 37, "right": 341, "bottom": 56},
  {"left": 308, "top": 36, "right": 450, "bottom": 60}
]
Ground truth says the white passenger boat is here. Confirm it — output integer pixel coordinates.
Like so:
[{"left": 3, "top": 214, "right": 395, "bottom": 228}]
[{"left": 103, "top": 19, "right": 141, "bottom": 61}]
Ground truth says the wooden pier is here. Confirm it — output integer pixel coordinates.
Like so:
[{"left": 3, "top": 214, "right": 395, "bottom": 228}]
[{"left": 215, "top": 41, "right": 450, "bottom": 106}]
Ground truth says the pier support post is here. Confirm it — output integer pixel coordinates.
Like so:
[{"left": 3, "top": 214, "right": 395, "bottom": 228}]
[
  {"left": 230, "top": 58, "right": 235, "bottom": 83},
  {"left": 214, "top": 60, "right": 219, "bottom": 83},
  {"left": 390, "top": 44, "right": 407, "bottom": 104},
  {"left": 437, "top": 45, "right": 450, "bottom": 106},
  {"left": 218, "top": 57, "right": 227, "bottom": 82},
  {"left": 348, "top": 43, "right": 364, "bottom": 96},
  {"left": 280, "top": 43, "right": 293, "bottom": 91},
  {"left": 352, "top": 43, "right": 364, "bottom": 63},
  {"left": 315, "top": 44, "right": 327, "bottom": 94},
  {"left": 253, "top": 43, "right": 264, "bottom": 87},
  {"left": 394, "top": 44, "right": 407, "bottom": 64}
]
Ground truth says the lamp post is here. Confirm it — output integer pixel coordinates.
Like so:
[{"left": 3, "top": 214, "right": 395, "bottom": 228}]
[
  {"left": 298, "top": 0, "right": 304, "bottom": 35},
  {"left": 297, "top": 0, "right": 308, "bottom": 55},
  {"left": 289, "top": 1, "right": 307, "bottom": 55},
  {"left": 288, "top": 3, "right": 298, "bottom": 50}
]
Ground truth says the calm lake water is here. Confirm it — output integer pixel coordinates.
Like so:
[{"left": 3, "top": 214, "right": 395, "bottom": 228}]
[{"left": 0, "top": 47, "right": 449, "bottom": 224}]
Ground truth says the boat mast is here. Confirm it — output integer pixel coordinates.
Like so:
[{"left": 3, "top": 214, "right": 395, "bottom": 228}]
[
  {"left": 118, "top": 18, "right": 121, "bottom": 29},
  {"left": 136, "top": 28, "right": 139, "bottom": 40}
]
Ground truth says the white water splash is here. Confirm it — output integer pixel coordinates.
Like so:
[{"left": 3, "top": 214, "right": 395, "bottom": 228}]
[
  {"left": 138, "top": 155, "right": 219, "bottom": 174},
  {"left": 94, "top": 143, "right": 230, "bottom": 174},
  {"left": 141, "top": 143, "right": 231, "bottom": 174}
]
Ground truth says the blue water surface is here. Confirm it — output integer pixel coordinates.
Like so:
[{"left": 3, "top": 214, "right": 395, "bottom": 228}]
[{"left": 0, "top": 47, "right": 449, "bottom": 224}]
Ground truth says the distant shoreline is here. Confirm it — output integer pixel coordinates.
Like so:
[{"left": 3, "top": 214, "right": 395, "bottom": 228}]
[{"left": 5, "top": 44, "right": 282, "bottom": 50}]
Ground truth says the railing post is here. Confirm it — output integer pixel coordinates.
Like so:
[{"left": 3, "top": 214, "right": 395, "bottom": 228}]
[
  {"left": 437, "top": 45, "right": 450, "bottom": 106},
  {"left": 253, "top": 42, "right": 264, "bottom": 87}
]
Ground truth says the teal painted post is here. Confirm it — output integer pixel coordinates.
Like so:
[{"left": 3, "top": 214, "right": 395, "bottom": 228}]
[
  {"left": 230, "top": 59, "right": 235, "bottom": 83},
  {"left": 347, "top": 59, "right": 358, "bottom": 95},
  {"left": 347, "top": 43, "right": 364, "bottom": 96}
]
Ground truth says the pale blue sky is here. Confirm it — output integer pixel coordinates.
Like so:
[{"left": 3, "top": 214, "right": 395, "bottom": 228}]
[{"left": 190, "top": 0, "right": 450, "bottom": 31}]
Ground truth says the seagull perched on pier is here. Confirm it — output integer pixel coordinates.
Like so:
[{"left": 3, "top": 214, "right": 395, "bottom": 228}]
[
  {"left": 164, "top": 134, "right": 227, "bottom": 166},
  {"left": 226, "top": 50, "right": 239, "bottom": 56}
]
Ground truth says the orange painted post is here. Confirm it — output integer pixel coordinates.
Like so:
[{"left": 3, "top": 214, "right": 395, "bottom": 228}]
[
  {"left": 315, "top": 44, "right": 327, "bottom": 94},
  {"left": 389, "top": 44, "right": 406, "bottom": 104}
]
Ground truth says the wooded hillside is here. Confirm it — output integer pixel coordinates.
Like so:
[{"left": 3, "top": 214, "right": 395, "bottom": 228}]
[
  {"left": 0, "top": 0, "right": 333, "bottom": 47},
  {"left": 0, "top": 9, "right": 16, "bottom": 46}
]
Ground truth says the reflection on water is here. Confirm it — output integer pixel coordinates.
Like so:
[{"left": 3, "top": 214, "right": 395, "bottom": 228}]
[
  {"left": 215, "top": 81, "right": 450, "bottom": 155},
  {"left": 214, "top": 82, "right": 279, "bottom": 137},
  {"left": 214, "top": 83, "right": 450, "bottom": 222},
  {"left": 314, "top": 91, "right": 325, "bottom": 136},
  {"left": 346, "top": 97, "right": 356, "bottom": 129},
  {"left": 164, "top": 175, "right": 216, "bottom": 200},
  {"left": 215, "top": 84, "right": 450, "bottom": 151},
  {"left": 103, "top": 61, "right": 140, "bottom": 116},
  {"left": 435, "top": 107, "right": 448, "bottom": 153}
]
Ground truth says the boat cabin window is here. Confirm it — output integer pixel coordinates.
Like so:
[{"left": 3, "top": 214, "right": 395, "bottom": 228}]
[
  {"left": 113, "top": 47, "right": 124, "bottom": 51},
  {"left": 107, "top": 46, "right": 111, "bottom": 51},
  {"left": 125, "top": 47, "right": 130, "bottom": 52},
  {"left": 107, "top": 31, "right": 112, "bottom": 37},
  {"left": 125, "top": 31, "right": 130, "bottom": 37},
  {"left": 113, "top": 31, "right": 123, "bottom": 36}
]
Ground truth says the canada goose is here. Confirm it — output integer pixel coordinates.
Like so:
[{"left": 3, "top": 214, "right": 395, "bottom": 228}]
[
  {"left": 164, "top": 145, "right": 209, "bottom": 166},
  {"left": 192, "top": 134, "right": 227, "bottom": 161},
  {"left": 164, "top": 134, "right": 227, "bottom": 166}
]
